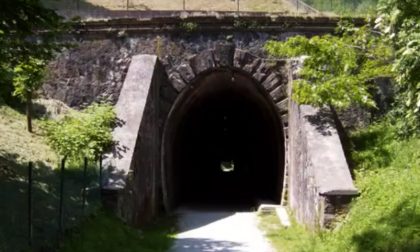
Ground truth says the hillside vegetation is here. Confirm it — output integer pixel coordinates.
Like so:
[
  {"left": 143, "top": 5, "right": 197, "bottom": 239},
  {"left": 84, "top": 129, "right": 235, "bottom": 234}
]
[
  {"left": 41, "top": 0, "right": 378, "bottom": 16},
  {"left": 0, "top": 103, "right": 100, "bottom": 251},
  {"left": 302, "top": 0, "right": 378, "bottom": 15},
  {"left": 0, "top": 102, "right": 174, "bottom": 251},
  {"left": 0, "top": 104, "right": 57, "bottom": 172},
  {"left": 41, "top": 0, "right": 293, "bottom": 12},
  {"left": 260, "top": 122, "right": 420, "bottom": 252}
]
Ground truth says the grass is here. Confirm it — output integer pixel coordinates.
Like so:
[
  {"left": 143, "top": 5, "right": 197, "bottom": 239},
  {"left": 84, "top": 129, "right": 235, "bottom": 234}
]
[
  {"left": 41, "top": 0, "right": 376, "bottom": 17},
  {"left": 41, "top": 0, "right": 294, "bottom": 13},
  {"left": 302, "top": 0, "right": 378, "bottom": 16},
  {"left": 0, "top": 103, "right": 101, "bottom": 252},
  {"left": 59, "top": 211, "right": 176, "bottom": 252},
  {"left": 0, "top": 102, "right": 175, "bottom": 252},
  {"left": 259, "top": 122, "right": 420, "bottom": 252},
  {"left": 0, "top": 104, "right": 57, "bottom": 167},
  {"left": 259, "top": 213, "right": 317, "bottom": 251}
]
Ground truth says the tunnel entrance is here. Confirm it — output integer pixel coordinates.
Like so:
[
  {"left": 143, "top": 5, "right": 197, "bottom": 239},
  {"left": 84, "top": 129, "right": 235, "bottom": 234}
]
[{"left": 162, "top": 69, "right": 285, "bottom": 210}]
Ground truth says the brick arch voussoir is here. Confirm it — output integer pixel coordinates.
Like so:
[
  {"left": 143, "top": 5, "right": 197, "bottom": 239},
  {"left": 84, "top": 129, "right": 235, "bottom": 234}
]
[
  {"left": 167, "top": 47, "right": 290, "bottom": 118},
  {"left": 166, "top": 44, "right": 236, "bottom": 93},
  {"left": 233, "top": 49, "right": 289, "bottom": 117}
]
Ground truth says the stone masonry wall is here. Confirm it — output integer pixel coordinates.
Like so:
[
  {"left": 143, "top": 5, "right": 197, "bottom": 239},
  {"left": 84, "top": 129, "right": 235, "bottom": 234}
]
[
  {"left": 288, "top": 100, "right": 316, "bottom": 225},
  {"left": 42, "top": 29, "right": 320, "bottom": 108}
]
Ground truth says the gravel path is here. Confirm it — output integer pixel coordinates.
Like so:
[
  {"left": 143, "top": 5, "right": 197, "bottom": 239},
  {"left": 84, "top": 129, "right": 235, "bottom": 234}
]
[{"left": 169, "top": 208, "right": 275, "bottom": 252}]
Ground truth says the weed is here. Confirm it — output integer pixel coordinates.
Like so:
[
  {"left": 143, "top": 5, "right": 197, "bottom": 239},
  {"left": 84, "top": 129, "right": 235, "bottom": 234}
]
[{"left": 179, "top": 22, "right": 198, "bottom": 33}]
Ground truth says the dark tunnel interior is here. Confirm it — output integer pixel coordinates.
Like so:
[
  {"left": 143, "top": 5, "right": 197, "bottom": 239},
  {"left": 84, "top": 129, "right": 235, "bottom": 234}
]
[{"left": 168, "top": 70, "right": 284, "bottom": 210}]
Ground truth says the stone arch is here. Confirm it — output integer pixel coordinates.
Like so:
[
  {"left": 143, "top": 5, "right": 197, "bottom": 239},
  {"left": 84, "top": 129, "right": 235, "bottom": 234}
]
[
  {"left": 101, "top": 45, "right": 358, "bottom": 228},
  {"left": 164, "top": 45, "right": 290, "bottom": 144},
  {"left": 161, "top": 45, "right": 291, "bottom": 211}
]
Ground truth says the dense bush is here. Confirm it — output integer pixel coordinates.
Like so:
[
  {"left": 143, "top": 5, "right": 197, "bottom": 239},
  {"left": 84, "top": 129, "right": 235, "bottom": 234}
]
[
  {"left": 376, "top": 0, "right": 420, "bottom": 136},
  {"left": 260, "top": 121, "right": 420, "bottom": 252},
  {"left": 42, "top": 103, "right": 116, "bottom": 159}
]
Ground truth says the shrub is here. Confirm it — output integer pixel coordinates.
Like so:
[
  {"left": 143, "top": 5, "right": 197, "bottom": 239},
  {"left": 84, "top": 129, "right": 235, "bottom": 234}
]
[{"left": 42, "top": 103, "right": 116, "bottom": 159}]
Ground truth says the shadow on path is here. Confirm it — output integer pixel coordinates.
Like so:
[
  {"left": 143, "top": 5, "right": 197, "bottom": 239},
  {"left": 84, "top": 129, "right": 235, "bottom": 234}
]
[{"left": 171, "top": 238, "right": 243, "bottom": 252}]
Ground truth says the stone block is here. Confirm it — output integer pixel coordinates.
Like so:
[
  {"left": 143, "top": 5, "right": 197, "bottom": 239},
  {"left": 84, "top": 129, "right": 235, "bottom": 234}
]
[
  {"left": 168, "top": 72, "right": 186, "bottom": 92},
  {"left": 177, "top": 63, "right": 196, "bottom": 83},
  {"left": 252, "top": 61, "right": 271, "bottom": 82},
  {"left": 189, "top": 49, "right": 216, "bottom": 75},
  {"left": 213, "top": 43, "right": 235, "bottom": 67},
  {"left": 233, "top": 49, "right": 257, "bottom": 69},
  {"left": 243, "top": 58, "right": 261, "bottom": 74},
  {"left": 261, "top": 72, "right": 281, "bottom": 91},
  {"left": 276, "top": 99, "right": 289, "bottom": 115},
  {"left": 270, "top": 85, "right": 287, "bottom": 102}
]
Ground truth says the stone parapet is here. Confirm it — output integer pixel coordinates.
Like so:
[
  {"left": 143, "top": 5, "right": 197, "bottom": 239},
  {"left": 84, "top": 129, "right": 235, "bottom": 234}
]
[
  {"left": 287, "top": 71, "right": 358, "bottom": 228},
  {"left": 102, "top": 54, "right": 171, "bottom": 225}
]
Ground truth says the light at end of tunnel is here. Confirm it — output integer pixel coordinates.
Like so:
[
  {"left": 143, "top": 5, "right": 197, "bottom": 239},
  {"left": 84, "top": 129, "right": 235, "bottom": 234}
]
[{"left": 221, "top": 160, "right": 235, "bottom": 172}]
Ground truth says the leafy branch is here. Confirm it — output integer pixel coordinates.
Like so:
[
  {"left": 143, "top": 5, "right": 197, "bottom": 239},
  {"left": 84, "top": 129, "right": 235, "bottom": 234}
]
[
  {"left": 265, "top": 21, "right": 393, "bottom": 110},
  {"left": 42, "top": 103, "right": 116, "bottom": 160}
]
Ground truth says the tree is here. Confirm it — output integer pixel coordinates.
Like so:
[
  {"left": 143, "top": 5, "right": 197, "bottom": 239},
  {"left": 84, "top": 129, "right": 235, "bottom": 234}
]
[
  {"left": 376, "top": 0, "right": 420, "bottom": 136},
  {"left": 12, "top": 57, "right": 46, "bottom": 133},
  {"left": 265, "top": 21, "right": 393, "bottom": 111},
  {"left": 0, "top": 0, "right": 66, "bottom": 102}
]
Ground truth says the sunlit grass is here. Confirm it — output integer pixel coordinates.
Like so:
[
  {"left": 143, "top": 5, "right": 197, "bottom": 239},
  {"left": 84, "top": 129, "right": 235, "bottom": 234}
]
[
  {"left": 41, "top": 0, "right": 292, "bottom": 12},
  {"left": 0, "top": 104, "right": 57, "bottom": 168},
  {"left": 259, "top": 121, "right": 420, "bottom": 252}
]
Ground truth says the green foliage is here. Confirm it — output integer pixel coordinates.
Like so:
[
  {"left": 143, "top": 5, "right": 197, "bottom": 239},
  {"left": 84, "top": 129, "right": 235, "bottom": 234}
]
[
  {"left": 42, "top": 103, "right": 116, "bottom": 159},
  {"left": 0, "top": 0, "right": 67, "bottom": 102},
  {"left": 12, "top": 57, "right": 46, "bottom": 101},
  {"left": 60, "top": 211, "right": 176, "bottom": 252},
  {"left": 179, "top": 21, "right": 198, "bottom": 32},
  {"left": 0, "top": 0, "right": 66, "bottom": 63},
  {"left": 260, "top": 121, "right": 420, "bottom": 252},
  {"left": 0, "top": 104, "right": 102, "bottom": 251},
  {"left": 376, "top": 0, "right": 420, "bottom": 136},
  {"left": 265, "top": 21, "right": 393, "bottom": 110},
  {"left": 0, "top": 64, "right": 14, "bottom": 102}
]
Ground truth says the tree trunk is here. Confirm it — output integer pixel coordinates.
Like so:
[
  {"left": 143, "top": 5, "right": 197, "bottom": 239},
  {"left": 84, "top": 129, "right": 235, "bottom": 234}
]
[{"left": 26, "top": 93, "right": 33, "bottom": 133}]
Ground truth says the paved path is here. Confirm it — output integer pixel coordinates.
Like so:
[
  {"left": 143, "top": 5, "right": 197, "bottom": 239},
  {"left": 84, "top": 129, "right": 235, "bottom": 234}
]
[{"left": 169, "top": 208, "right": 275, "bottom": 252}]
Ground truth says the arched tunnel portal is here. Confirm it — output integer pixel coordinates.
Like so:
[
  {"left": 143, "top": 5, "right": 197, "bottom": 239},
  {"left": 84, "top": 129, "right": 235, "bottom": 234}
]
[{"left": 162, "top": 68, "right": 285, "bottom": 211}]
